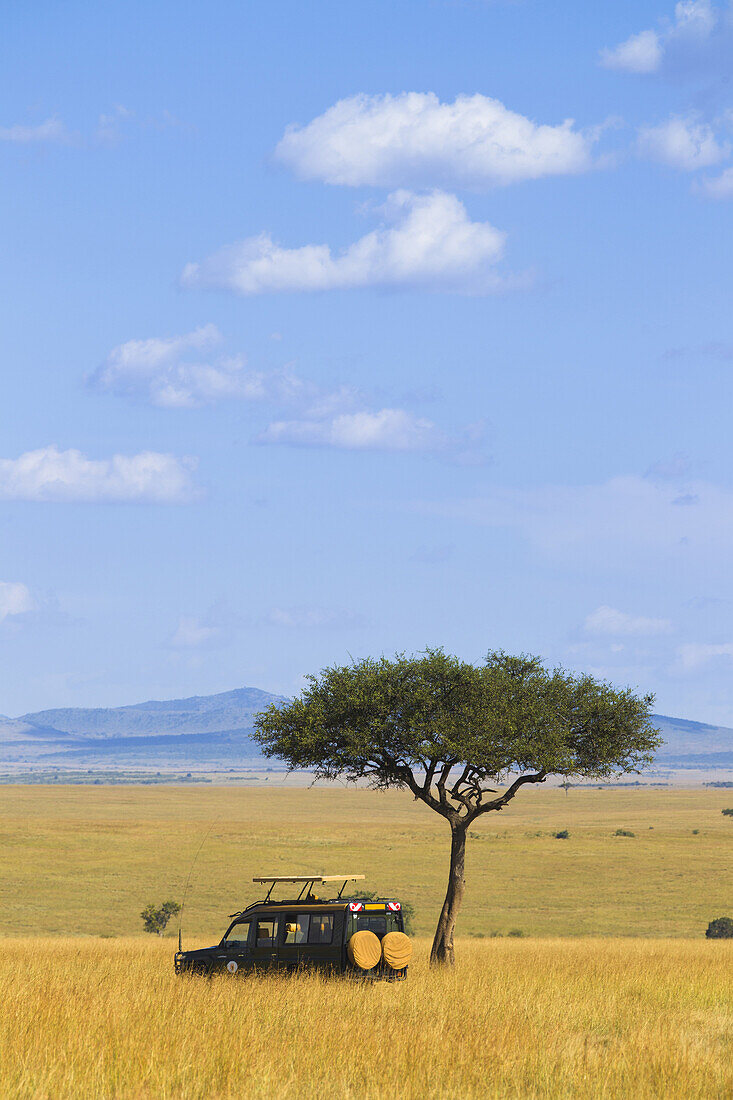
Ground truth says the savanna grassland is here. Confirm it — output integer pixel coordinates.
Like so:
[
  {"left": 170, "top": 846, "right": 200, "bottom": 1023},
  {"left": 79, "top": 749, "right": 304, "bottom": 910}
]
[
  {"left": 0, "top": 936, "right": 731, "bottom": 1099},
  {"left": 0, "top": 784, "right": 730, "bottom": 938},
  {"left": 0, "top": 785, "right": 731, "bottom": 1098}
]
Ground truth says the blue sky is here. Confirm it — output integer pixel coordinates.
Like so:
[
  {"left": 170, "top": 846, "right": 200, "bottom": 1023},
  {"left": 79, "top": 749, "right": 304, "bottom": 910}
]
[{"left": 2, "top": 0, "right": 733, "bottom": 722}]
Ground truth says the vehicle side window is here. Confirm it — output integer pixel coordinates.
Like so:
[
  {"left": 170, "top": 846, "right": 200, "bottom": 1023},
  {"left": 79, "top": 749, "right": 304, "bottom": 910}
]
[
  {"left": 308, "top": 913, "right": 334, "bottom": 944},
  {"left": 283, "top": 913, "right": 310, "bottom": 945},
  {"left": 223, "top": 920, "right": 251, "bottom": 947},
  {"left": 356, "top": 915, "right": 387, "bottom": 937},
  {"left": 255, "top": 918, "right": 279, "bottom": 947}
]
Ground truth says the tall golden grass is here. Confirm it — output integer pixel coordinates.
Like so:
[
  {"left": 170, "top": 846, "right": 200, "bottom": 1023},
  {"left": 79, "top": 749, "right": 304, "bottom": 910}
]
[{"left": 1, "top": 936, "right": 730, "bottom": 1099}]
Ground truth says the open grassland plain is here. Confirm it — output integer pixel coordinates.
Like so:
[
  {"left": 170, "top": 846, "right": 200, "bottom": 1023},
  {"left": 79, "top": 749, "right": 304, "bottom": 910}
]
[
  {"left": 0, "top": 785, "right": 730, "bottom": 938},
  {"left": 0, "top": 937, "right": 731, "bottom": 1100}
]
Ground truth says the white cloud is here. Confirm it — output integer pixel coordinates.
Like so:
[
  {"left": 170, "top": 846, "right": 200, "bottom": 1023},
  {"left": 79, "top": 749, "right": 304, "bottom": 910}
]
[
  {"left": 418, "top": 474, "right": 733, "bottom": 569},
  {"left": 600, "top": 30, "right": 663, "bottom": 73},
  {"left": 258, "top": 408, "right": 445, "bottom": 452},
  {"left": 584, "top": 605, "right": 673, "bottom": 637},
  {"left": 275, "top": 92, "right": 596, "bottom": 189},
  {"left": 93, "top": 327, "right": 467, "bottom": 455},
  {"left": 673, "top": 0, "right": 719, "bottom": 36},
  {"left": 0, "top": 446, "right": 198, "bottom": 503},
  {"left": 698, "top": 164, "right": 733, "bottom": 196},
  {"left": 91, "top": 324, "right": 295, "bottom": 407},
  {"left": 637, "top": 115, "right": 729, "bottom": 169},
  {"left": 0, "top": 582, "right": 36, "bottom": 622},
  {"left": 169, "top": 616, "right": 223, "bottom": 648},
  {"left": 675, "top": 641, "right": 733, "bottom": 669},
  {"left": 182, "top": 190, "right": 508, "bottom": 295},
  {"left": 0, "top": 118, "right": 68, "bottom": 143},
  {"left": 266, "top": 607, "right": 364, "bottom": 628},
  {"left": 600, "top": 1, "right": 727, "bottom": 74}
]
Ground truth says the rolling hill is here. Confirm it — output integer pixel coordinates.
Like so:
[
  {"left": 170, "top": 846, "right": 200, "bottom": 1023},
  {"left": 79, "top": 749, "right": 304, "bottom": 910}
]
[
  {"left": 0, "top": 691, "right": 731, "bottom": 771},
  {"left": 0, "top": 687, "right": 285, "bottom": 767}
]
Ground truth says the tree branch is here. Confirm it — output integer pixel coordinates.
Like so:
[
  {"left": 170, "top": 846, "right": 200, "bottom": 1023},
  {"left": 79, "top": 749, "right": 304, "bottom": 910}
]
[
  {"left": 436, "top": 760, "right": 456, "bottom": 810},
  {"left": 473, "top": 770, "right": 547, "bottom": 818}
]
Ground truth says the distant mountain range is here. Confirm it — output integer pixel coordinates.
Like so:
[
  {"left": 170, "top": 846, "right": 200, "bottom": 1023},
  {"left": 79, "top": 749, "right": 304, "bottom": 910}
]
[
  {"left": 0, "top": 687, "right": 285, "bottom": 767},
  {"left": 0, "top": 690, "right": 731, "bottom": 770}
]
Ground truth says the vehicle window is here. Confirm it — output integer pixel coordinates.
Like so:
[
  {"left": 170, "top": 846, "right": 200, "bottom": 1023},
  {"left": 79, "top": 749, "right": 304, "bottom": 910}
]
[
  {"left": 222, "top": 921, "right": 251, "bottom": 947},
  {"left": 283, "top": 913, "right": 310, "bottom": 945},
  {"left": 356, "top": 915, "right": 387, "bottom": 937},
  {"left": 308, "top": 913, "right": 334, "bottom": 944},
  {"left": 255, "top": 918, "right": 279, "bottom": 947}
]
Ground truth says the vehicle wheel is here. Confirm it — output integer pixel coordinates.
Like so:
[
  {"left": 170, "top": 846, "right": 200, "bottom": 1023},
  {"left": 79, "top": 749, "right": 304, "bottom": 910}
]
[
  {"left": 347, "top": 930, "right": 382, "bottom": 970},
  {"left": 381, "top": 931, "right": 412, "bottom": 969}
]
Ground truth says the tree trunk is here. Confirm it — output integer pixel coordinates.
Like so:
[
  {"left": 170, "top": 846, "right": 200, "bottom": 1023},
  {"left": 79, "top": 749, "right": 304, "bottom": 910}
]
[{"left": 430, "top": 820, "right": 468, "bottom": 966}]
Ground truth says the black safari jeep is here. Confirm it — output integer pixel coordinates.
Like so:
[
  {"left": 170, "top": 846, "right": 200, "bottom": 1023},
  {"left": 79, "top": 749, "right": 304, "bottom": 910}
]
[{"left": 174, "top": 874, "right": 412, "bottom": 980}]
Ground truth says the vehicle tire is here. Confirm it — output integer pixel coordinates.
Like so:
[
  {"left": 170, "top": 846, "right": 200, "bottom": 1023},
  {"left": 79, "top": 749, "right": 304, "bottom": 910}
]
[
  {"left": 346, "top": 929, "right": 382, "bottom": 970},
  {"left": 381, "top": 931, "right": 412, "bottom": 969}
]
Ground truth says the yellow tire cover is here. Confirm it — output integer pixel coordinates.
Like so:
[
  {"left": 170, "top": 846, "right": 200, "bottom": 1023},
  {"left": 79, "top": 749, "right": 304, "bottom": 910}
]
[
  {"left": 347, "top": 930, "right": 382, "bottom": 970},
  {"left": 381, "top": 931, "right": 413, "bottom": 969}
]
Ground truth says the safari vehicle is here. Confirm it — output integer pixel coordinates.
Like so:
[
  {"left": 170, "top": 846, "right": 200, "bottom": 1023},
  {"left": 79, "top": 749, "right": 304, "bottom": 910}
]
[{"left": 174, "top": 874, "right": 412, "bottom": 980}]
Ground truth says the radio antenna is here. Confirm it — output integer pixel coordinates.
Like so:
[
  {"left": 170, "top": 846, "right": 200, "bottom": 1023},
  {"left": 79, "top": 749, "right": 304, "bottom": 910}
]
[{"left": 177, "top": 820, "right": 216, "bottom": 953}]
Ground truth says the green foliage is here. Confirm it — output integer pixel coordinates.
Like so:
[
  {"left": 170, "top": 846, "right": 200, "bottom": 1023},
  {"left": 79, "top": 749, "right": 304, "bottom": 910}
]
[
  {"left": 722, "top": 808, "right": 733, "bottom": 817},
  {"left": 507, "top": 929, "right": 526, "bottom": 938},
  {"left": 254, "top": 648, "right": 660, "bottom": 810},
  {"left": 614, "top": 829, "right": 635, "bottom": 837},
  {"left": 140, "top": 900, "right": 181, "bottom": 936},
  {"left": 705, "top": 917, "right": 733, "bottom": 939},
  {"left": 554, "top": 830, "right": 570, "bottom": 839}
]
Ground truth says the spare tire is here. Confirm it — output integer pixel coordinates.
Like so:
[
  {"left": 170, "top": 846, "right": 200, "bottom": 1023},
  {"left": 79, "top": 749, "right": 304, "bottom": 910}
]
[
  {"left": 347, "top": 929, "right": 382, "bottom": 970},
  {"left": 381, "top": 930, "right": 413, "bottom": 970}
]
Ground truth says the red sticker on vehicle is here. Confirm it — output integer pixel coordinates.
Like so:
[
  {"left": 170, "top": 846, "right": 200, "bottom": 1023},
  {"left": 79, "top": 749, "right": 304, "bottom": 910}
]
[
  {"left": 387, "top": 902, "right": 401, "bottom": 911},
  {"left": 348, "top": 902, "right": 364, "bottom": 912}
]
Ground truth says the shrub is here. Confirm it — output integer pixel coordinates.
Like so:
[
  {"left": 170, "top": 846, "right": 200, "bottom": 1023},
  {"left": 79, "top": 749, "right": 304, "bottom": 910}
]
[
  {"left": 140, "top": 900, "right": 181, "bottom": 936},
  {"left": 692, "top": 829, "right": 699, "bottom": 835},
  {"left": 554, "top": 830, "right": 570, "bottom": 839},
  {"left": 705, "top": 917, "right": 733, "bottom": 939},
  {"left": 614, "top": 829, "right": 635, "bottom": 837},
  {"left": 507, "top": 929, "right": 526, "bottom": 938},
  {"left": 722, "top": 808, "right": 733, "bottom": 817}
]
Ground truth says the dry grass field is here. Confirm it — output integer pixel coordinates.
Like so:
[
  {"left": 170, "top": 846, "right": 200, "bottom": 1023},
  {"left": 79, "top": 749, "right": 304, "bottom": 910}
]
[
  {"left": 1, "top": 784, "right": 731, "bottom": 1098},
  {"left": 0, "top": 784, "right": 730, "bottom": 938},
  {"left": 0, "top": 936, "right": 730, "bottom": 1099}
]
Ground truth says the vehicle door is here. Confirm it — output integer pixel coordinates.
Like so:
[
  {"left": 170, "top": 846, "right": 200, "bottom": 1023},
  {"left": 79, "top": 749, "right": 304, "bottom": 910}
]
[
  {"left": 251, "top": 913, "right": 280, "bottom": 971},
  {"left": 302, "top": 909, "right": 342, "bottom": 972},
  {"left": 278, "top": 911, "right": 311, "bottom": 970},
  {"left": 215, "top": 918, "right": 253, "bottom": 974}
]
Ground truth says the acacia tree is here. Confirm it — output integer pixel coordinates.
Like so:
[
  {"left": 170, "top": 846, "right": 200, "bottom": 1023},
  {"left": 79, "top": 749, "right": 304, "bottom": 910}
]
[{"left": 254, "top": 649, "right": 659, "bottom": 965}]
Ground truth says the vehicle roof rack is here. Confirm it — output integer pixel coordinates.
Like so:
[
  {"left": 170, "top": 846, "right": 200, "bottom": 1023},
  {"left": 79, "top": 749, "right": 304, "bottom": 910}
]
[{"left": 252, "top": 873, "right": 365, "bottom": 902}]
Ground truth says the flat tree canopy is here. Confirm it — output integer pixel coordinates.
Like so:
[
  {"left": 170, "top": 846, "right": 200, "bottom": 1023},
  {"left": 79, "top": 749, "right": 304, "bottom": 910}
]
[{"left": 254, "top": 649, "right": 660, "bottom": 964}]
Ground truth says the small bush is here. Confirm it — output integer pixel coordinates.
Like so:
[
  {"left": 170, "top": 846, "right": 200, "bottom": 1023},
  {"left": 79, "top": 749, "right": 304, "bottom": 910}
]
[
  {"left": 722, "top": 808, "right": 733, "bottom": 817},
  {"left": 705, "top": 917, "right": 733, "bottom": 939},
  {"left": 692, "top": 829, "right": 699, "bottom": 835},
  {"left": 140, "top": 900, "right": 181, "bottom": 936},
  {"left": 554, "top": 829, "right": 570, "bottom": 839},
  {"left": 614, "top": 829, "right": 635, "bottom": 837},
  {"left": 507, "top": 929, "right": 526, "bottom": 938}
]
